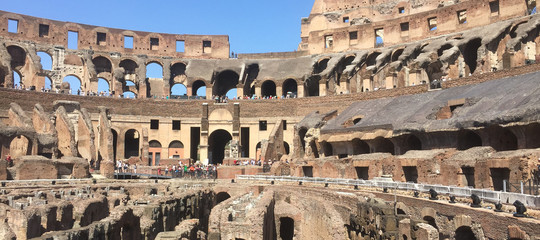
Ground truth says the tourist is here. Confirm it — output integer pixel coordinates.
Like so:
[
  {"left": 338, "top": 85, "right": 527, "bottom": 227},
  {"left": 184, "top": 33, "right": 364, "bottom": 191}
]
[{"left": 5, "top": 154, "right": 12, "bottom": 167}]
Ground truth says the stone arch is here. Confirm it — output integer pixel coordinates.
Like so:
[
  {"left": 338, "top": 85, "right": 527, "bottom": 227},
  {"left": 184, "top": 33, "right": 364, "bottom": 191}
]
[
  {"left": 170, "top": 83, "right": 187, "bottom": 99},
  {"left": 261, "top": 80, "right": 277, "bottom": 97},
  {"left": 279, "top": 217, "right": 294, "bottom": 240},
  {"left": 486, "top": 126, "right": 518, "bottom": 151},
  {"left": 320, "top": 141, "right": 333, "bottom": 157},
  {"left": 119, "top": 59, "right": 138, "bottom": 74},
  {"left": 191, "top": 79, "right": 207, "bottom": 97},
  {"left": 168, "top": 140, "right": 184, "bottom": 159},
  {"left": 352, "top": 138, "right": 370, "bottom": 155},
  {"left": 391, "top": 48, "right": 405, "bottom": 62},
  {"left": 438, "top": 44, "right": 454, "bottom": 57},
  {"left": 37, "top": 51, "right": 53, "bottom": 70},
  {"left": 123, "top": 91, "right": 136, "bottom": 98},
  {"left": 366, "top": 52, "right": 382, "bottom": 67},
  {"left": 282, "top": 78, "right": 298, "bottom": 97},
  {"left": 401, "top": 134, "right": 422, "bottom": 153},
  {"left": 12, "top": 70, "right": 22, "bottom": 88},
  {"left": 98, "top": 77, "right": 110, "bottom": 93},
  {"left": 7, "top": 45, "right": 27, "bottom": 70},
  {"left": 92, "top": 56, "right": 112, "bottom": 74},
  {"left": 455, "top": 226, "right": 477, "bottom": 240},
  {"left": 313, "top": 58, "right": 330, "bottom": 74},
  {"left": 208, "top": 129, "right": 232, "bottom": 164},
  {"left": 371, "top": 137, "right": 395, "bottom": 155},
  {"left": 213, "top": 70, "right": 239, "bottom": 97},
  {"left": 216, "top": 192, "right": 231, "bottom": 204},
  {"left": 10, "top": 135, "right": 30, "bottom": 159},
  {"left": 423, "top": 215, "right": 439, "bottom": 230},
  {"left": 462, "top": 38, "right": 482, "bottom": 75},
  {"left": 170, "top": 62, "right": 187, "bottom": 83},
  {"left": 457, "top": 130, "right": 482, "bottom": 150},
  {"left": 283, "top": 141, "right": 290, "bottom": 155},
  {"left": 62, "top": 75, "right": 82, "bottom": 94},
  {"left": 146, "top": 61, "right": 163, "bottom": 79},
  {"left": 124, "top": 129, "right": 140, "bottom": 158}
]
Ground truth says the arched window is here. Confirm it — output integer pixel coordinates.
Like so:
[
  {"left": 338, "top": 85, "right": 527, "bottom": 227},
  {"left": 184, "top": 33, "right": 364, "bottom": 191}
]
[
  {"left": 146, "top": 62, "right": 163, "bottom": 78},
  {"left": 171, "top": 83, "right": 187, "bottom": 99},
  {"left": 62, "top": 75, "right": 81, "bottom": 95},
  {"left": 37, "top": 52, "right": 53, "bottom": 70}
]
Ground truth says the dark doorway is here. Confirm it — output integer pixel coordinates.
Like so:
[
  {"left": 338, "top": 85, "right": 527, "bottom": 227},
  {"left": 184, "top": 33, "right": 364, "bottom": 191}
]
[
  {"left": 209, "top": 130, "right": 232, "bottom": 164},
  {"left": 241, "top": 127, "right": 250, "bottom": 158},
  {"left": 402, "top": 135, "right": 422, "bottom": 154},
  {"left": 320, "top": 141, "right": 333, "bottom": 156},
  {"left": 352, "top": 139, "right": 370, "bottom": 155},
  {"left": 283, "top": 142, "right": 290, "bottom": 155},
  {"left": 111, "top": 129, "right": 118, "bottom": 161},
  {"left": 261, "top": 80, "right": 276, "bottom": 97},
  {"left": 190, "top": 127, "right": 200, "bottom": 161},
  {"left": 124, "top": 129, "right": 140, "bottom": 158},
  {"left": 462, "top": 167, "right": 475, "bottom": 187},
  {"left": 455, "top": 226, "right": 477, "bottom": 240},
  {"left": 457, "top": 130, "right": 482, "bottom": 150},
  {"left": 213, "top": 70, "right": 239, "bottom": 97},
  {"left": 462, "top": 38, "right": 482, "bottom": 74},
  {"left": 306, "top": 76, "right": 320, "bottom": 97},
  {"left": 487, "top": 126, "right": 518, "bottom": 151},
  {"left": 303, "top": 166, "right": 313, "bottom": 177},
  {"left": 216, "top": 192, "right": 231, "bottom": 204},
  {"left": 403, "top": 166, "right": 418, "bottom": 183},
  {"left": 372, "top": 137, "right": 395, "bottom": 155},
  {"left": 490, "top": 168, "right": 510, "bottom": 191},
  {"left": 298, "top": 128, "right": 308, "bottom": 156},
  {"left": 282, "top": 79, "right": 298, "bottom": 97},
  {"left": 279, "top": 217, "right": 294, "bottom": 240},
  {"left": 355, "top": 167, "right": 369, "bottom": 180}
]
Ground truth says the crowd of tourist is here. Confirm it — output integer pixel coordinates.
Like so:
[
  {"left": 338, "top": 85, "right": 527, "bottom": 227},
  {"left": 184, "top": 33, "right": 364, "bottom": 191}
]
[{"left": 156, "top": 163, "right": 218, "bottom": 179}]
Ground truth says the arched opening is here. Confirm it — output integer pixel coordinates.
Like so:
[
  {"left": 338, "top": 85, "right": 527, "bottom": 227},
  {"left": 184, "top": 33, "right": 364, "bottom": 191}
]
[
  {"left": 98, "top": 78, "right": 110, "bottom": 94},
  {"left": 7, "top": 45, "right": 26, "bottom": 70},
  {"left": 124, "top": 129, "right": 140, "bottom": 159},
  {"left": 168, "top": 140, "right": 184, "bottom": 159},
  {"left": 92, "top": 56, "right": 112, "bottom": 73},
  {"left": 298, "top": 128, "right": 308, "bottom": 155},
  {"left": 352, "top": 138, "right": 370, "bottom": 155},
  {"left": 438, "top": 44, "right": 453, "bottom": 57},
  {"left": 243, "top": 64, "right": 259, "bottom": 97},
  {"left": 62, "top": 75, "right": 81, "bottom": 95},
  {"left": 366, "top": 52, "right": 381, "bottom": 67},
  {"left": 146, "top": 62, "right": 163, "bottom": 78},
  {"left": 306, "top": 76, "right": 320, "bottom": 97},
  {"left": 320, "top": 141, "right": 333, "bottom": 156},
  {"left": 279, "top": 217, "right": 294, "bottom": 240},
  {"left": 125, "top": 80, "right": 136, "bottom": 87},
  {"left": 216, "top": 192, "right": 231, "bottom": 204},
  {"left": 462, "top": 38, "right": 482, "bottom": 74},
  {"left": 148, "top": 140, "right": 161, "bottom": 166},
  {"left": 261, "top": 80, "right": 276, "bottom": 97},
  {"left": 111, "top": 129, "right": 118, "bottom": 161},
  {"left": 372, "top": 137, "right": 395, "bottom": 155},
  {"left": 391, "top": 49, "right": 404, "bottom": 62},
  {"left": 13, "top": 71, "right": 21, "bottom": 88},
  {"left": 283, "top": 141, "right": 290, "bottom": 155},
  {"left": 192, "top": 80, "right": 207, "bottom": 98},
  {"left": 423, "top": 216, "right": 438, "bottom": 230},
  {"left": 170, "top": 83, "right": 187, "bottom": 99},
  {"left": 256, "top": 142, "right": 262, "bottom": 161},
  {"left": 37, "top": 52, "right": 52, "bottom": 70},
  {"left": 402, "top": 135, "right": 422, "bottom": 154},
  {"left": 314, "top": 58, "right": 330, "bottom": 74},
  {"left": 10, "top": 135, "right": 30, "bottom": 159},
  {"left": 123, "top": 91, "right": 136, "bottom": 98},
  {"left": 486, "top": 126, "right": 518, "bottom": 151},
  {"left": 213, "top": 70, "right": 239, "bottom": 97},
  {"left": 225, "top": 88, "right": 237, "bottom": 99},
  {"left": 170, "top": 62, "right": 186, "bottom": 80},
  {"left": 455, "top": 226, "right": 477, "bottom": 240},
  {"left": 457, "top": 130, "right": 482, "bottom": 150},
  {"left": 119, "top": 59, "right": 138, "bottom": 74},
  {"left": 44, "top": 77, "right": 52, "bottom": 91},
  {"left": 282, "top": 79, "right": 298, "bottom": 97},
  {"left": 208, "top": 130, "right": 232, "bottom": 164}
]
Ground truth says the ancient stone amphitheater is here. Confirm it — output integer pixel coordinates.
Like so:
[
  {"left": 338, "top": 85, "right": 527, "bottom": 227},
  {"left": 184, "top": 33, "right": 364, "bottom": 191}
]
[{"left": 1, "top": 0, "right": 540, "bottom": 239}]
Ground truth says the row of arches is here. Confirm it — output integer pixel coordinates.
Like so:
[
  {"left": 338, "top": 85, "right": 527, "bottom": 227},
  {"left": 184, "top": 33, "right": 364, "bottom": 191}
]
[{"left": 301, "top": 125, "right": 529, "bottom": 158}]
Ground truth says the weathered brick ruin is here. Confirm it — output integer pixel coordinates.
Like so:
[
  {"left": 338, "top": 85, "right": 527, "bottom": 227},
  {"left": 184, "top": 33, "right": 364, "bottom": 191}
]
[{"left": 1, "top": 0, "right": 540, "bottom": 239}]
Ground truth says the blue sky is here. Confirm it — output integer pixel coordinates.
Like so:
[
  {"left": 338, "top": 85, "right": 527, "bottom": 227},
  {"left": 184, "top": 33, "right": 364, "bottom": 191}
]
[
  {"left": 3, "top": 0, "right": 314, "bottom": 54},
  {"left": 6, "top": 1, "right": 314, "bottom": 98}
]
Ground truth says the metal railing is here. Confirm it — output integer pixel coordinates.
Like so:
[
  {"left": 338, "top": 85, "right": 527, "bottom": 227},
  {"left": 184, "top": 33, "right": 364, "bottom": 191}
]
[{"left": 236, "top": 175, "right": 540, "bottom": 208}]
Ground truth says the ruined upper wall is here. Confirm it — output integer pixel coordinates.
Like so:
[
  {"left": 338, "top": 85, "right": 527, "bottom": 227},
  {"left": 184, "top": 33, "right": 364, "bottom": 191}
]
[
  {"left": 0, "top": 11, "right": 230, "bottom": 59},
  {"left": 300, "top": 0, "right": 537, "bottom": 54}
]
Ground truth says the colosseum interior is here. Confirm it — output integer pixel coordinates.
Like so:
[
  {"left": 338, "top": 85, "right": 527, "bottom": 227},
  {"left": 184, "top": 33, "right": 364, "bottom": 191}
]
[{"left": 0, "top": 0, "right": 540, "bottom": 239}]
